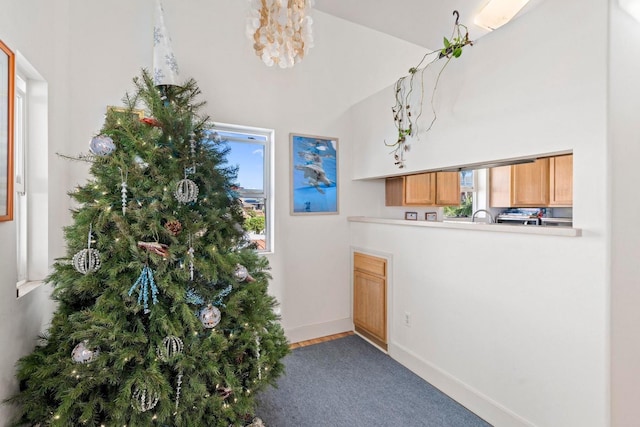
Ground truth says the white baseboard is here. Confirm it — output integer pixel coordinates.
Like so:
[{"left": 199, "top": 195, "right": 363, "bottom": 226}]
[
  {"left": 285, "top": 317, "right": 353, "bottom": 344},
  {"left": 389, "top": 341, "right": 537, "bottom": 427}
]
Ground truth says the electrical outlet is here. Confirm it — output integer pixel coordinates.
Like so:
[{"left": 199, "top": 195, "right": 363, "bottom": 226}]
[{"left": 404, "top": 311, "right": 411, "bottom": 327}]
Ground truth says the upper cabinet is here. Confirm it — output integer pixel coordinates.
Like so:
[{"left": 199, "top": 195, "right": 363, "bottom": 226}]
[
  {"left": 490, "top": 155, "right": 572, "bottom": 208},
  {"left": 404, "top": 173, "right": 436, "bottom": 205},
  {"left": 435, "top": 172, "right": 461, "bottom": 205},
  {"left": 385, "top": 176, "right": 405, "bottom": 206},
  {"left": 549, "top": 154, "right": 573, "bottom": 206},
  {"left": 511, "top": 158, "right": 550, "bottom": 207},
  {"left": 386, "top": 171, "right": 459, "bottom": 206}
]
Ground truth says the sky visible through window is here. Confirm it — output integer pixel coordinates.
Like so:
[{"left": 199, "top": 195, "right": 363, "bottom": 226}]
[
  {"left": 222, "top": 141, "right": 264, "bottom": 191},
  {"left": 460, "top": 170, "right": 474, "bottom": 188},
  {"left": 209, "top": 129, "right": 266, "bottom": 192},
  {"left": 205, "top": 127, "right": 271, "bottom": 251}
]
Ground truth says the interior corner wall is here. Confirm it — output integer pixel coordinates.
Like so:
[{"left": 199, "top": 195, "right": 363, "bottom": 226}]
[
  {"left": 0, "top": 1, "right": 619, "bottom": 426},
  {"left": 0, "top": 0, "right": 423, "bottom": 421},
  {"left": 609, "top": 3, "right": 640, "bottom": 426},
  {"left": 0, "top": 0, "right": 72, "bottom": 422},
  {"left": 347, "top": 0, "right": 610, "bottom": 426},
  {"left": 64, "top": 0, "right": 424, "bottom": 343}
]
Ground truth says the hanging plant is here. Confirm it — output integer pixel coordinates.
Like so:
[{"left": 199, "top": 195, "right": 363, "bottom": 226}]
[{"left": 386, "top": 11, "right": 473, "bottom": 168}]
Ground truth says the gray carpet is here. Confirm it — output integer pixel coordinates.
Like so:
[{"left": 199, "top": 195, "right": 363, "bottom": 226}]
[{"left": 255, "top": 335, "right": 492, "bottom": 427}]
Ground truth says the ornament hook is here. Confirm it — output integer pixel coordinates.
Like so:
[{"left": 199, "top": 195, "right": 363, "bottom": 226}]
[{"left": 87, "top": 224, "right": 94, "bottom": 249}]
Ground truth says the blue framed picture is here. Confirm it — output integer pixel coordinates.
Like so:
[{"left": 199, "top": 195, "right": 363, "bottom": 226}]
[{"left": 290, "top": 133, "right": 339, "bottom": 215}]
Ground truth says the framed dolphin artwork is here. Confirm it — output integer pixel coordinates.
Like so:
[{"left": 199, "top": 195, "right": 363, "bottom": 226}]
[{"left": 290, "top": 133, "right": 338, "bottom": 215}]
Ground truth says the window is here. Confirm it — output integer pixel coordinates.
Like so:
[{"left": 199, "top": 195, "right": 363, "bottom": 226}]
[
  {"left": 207, "top": 123, "right": 274, "bottom": 253},
  {"left": 15, "top": 52, "right": 48, "bottom": 297},
  {"left": 444, "top": 170, "right": 476, "bottom": 218},
  {"left": 15, "top": 73, "right": 26, "bottom": 284}
]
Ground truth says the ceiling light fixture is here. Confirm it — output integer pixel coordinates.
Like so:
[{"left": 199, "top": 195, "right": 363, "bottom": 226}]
[
  {"left": 475, "top": 0, "right": 530, "bottom": 30},
  {"left": 246, "top": 0, "right": 314, "bottom": 68},
  {"left": 620, "top": 0, "right": 640, "bottom": 22}
]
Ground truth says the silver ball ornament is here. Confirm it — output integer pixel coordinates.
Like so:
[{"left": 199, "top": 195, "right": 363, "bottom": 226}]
[
  {"left": 157, "top": 335, "right": 184, "bottom": 362},
  {"left": 131, "top": 386, "right": 160, "bottom": 413},
  {"left": 174, "top": 178, "right": 199, "bottom": 204},
  {"left": 89, "top": 135, "right": 116, "bottom": 156},
  {"left": 134, "top": 155, "right": 149, "bottom": 169},
  {"left": 71, "top": 340, "right": 100, "bottom": 364},
  {"left": 234, "top": 264, "right": 249, "bottom": 282},
  {"left": 72, "top": 248, "right": 101, "bottom": 274},
  {"left": 199, "top": 304, "right": 221, "bottom": 329}
]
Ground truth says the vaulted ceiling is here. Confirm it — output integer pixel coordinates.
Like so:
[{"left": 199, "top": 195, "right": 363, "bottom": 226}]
[{"left": 314, "top": 0, "right": 543, "bottom": 50}]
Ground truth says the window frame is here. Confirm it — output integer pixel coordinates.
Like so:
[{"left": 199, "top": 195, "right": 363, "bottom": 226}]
[
  {"left": 15, "top": 72, "right": 27, "bottom": 285},
  {"left": 14, "top": 51, "right": 49, "bottom": 298},
  {"left": 460, "top": 169, "right": 476, "bottom": 193},
  {"left": 209, "top": 122, "right": 274, "bottom": 253},
  {"left": 443, "top": 170, "right": 477, "bottom": 219}
]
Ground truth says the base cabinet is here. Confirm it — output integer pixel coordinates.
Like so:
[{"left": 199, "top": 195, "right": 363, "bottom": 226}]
[{"left": 353, "top": 252, "right": 387, "bottom": 350}]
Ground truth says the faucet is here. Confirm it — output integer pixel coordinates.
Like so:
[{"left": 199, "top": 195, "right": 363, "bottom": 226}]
[{"left": 472, "top": 209, "right": 494, "bottom": 224}]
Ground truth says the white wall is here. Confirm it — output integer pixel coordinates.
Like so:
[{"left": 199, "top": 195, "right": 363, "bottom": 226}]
[
  {"left": 0, "top": 0, "right": 71, "bottom": 422},
  {"left": 348, "top": 0, "right": 610, "bottom": 426},
  {"left": 0, "top": 0, "right": 425, "bottom": 402},
  {"left": 352, "top": 1, "right": 608, "bottom": 180},
  {"left": 2, "top": 1, "right": 630, "bottom": 426},
  {"left": 0, "top": 0, "right": 427, "bottom": 422},
  {"left": 609, "top": 2, "right": 640, "bottom": 425},
  {"left": 62, "top": 0, "right": 425, "bottom": 342}
]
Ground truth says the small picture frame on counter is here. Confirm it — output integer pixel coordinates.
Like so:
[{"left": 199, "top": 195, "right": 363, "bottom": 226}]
[
  {"left": 425, "top": 212, "right": 437, "bottom": 221},
  {"left": 404, "top": 211, "right": 418, "bottom": 221}
]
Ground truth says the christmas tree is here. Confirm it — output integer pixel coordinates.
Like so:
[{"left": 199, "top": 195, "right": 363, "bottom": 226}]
[{"left": 6, "top": 70, "right": 289, "bottom": 426}]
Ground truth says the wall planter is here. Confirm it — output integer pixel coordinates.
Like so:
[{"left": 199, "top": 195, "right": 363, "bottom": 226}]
[{"left": 386, "top": 11, "right": 473, "bottom": 168}]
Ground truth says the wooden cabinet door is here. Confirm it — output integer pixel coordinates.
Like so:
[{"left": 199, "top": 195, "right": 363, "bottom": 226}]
[
  {"left": 511, "top": 158, "right": 550, "bottom": 206},
  {"left": 435, "top": 171, "right": 461, "bottom": 206},
  {"left": 353, "top": 271, "right": 386, "bottom": 344},
  {"left": 353, "top": 253, "right": 387, "bottom": 349},
  {"left": 404, "top": 173, "right": 436, "bottom": 205},
  {"left": 490, "top": 165, "right": 512, "bottom": 207},
  {"left": 385, "top": 177, "right": 404, "bottom": 206},
  {"left": 549, "top": 154, "right": 573, "bottom": 206}
]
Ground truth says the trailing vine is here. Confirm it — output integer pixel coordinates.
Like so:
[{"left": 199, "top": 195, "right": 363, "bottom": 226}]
[{"left": 386, "top": 11, "right": 473, "bottom": 168}]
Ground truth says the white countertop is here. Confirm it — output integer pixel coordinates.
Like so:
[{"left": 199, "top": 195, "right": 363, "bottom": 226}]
[{"left": 347, "top": 216, "right": 582, "bottom": 237}]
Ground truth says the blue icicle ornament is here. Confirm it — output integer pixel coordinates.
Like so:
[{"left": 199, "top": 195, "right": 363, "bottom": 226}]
[
  {"left": 212, "top": 285, "right": 232, "bottom": 307},
  {"left": 129, "top": 266, "right": 159, "bottom": 314},
  {"left": 185, "top": 288, "right": 205, "bottom": 305}
]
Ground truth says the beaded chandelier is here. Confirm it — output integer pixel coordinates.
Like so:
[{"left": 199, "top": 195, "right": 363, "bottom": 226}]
[{"left": 246, "top": 0, "right": 314, "bottom": 68}]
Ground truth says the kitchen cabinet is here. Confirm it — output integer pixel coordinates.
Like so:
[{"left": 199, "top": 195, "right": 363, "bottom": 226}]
[
  {"left": 490, "top": 158, "right": 551, "bottom": 207},
  {"left": 549, "top": 154, "right": 573, "bottom": 206},
  {"left": 385, "top": 176, "right": 404, "bottom": 206},
  {"left": 511, "top": 158, "right": 550, "bottom": 206},
  {"left": 435, "top": 171, "right": 461, "bottom": 205},
  {"left": 353, "top": 252, "right": 387, "bottom": 350},
  {"left": 385, "top": 171, "right": 460, "bottom": 206},
  {"left": 404, "top": 173, "right": 436, "bottom": 205},
  {"left": 489, "top": 165, "right": 511, "bottom": 208}
]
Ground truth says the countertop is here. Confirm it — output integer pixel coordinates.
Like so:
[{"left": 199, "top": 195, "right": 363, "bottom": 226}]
[{"left": 347, "top": 216, "right": 581, "bottom": 237}]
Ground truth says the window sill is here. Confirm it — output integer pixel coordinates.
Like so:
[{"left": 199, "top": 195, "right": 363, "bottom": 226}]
[
  {"left": 17, "top": 280, "right": 46, "bottom": 298},
  {"left": 347, "top": 216, "right": 581, "bottom": 237}
]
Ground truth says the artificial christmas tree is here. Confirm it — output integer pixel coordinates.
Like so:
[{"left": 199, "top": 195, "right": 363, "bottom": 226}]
[{"left": 6, "top": 70, "right": 289, "bottom": 426}]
